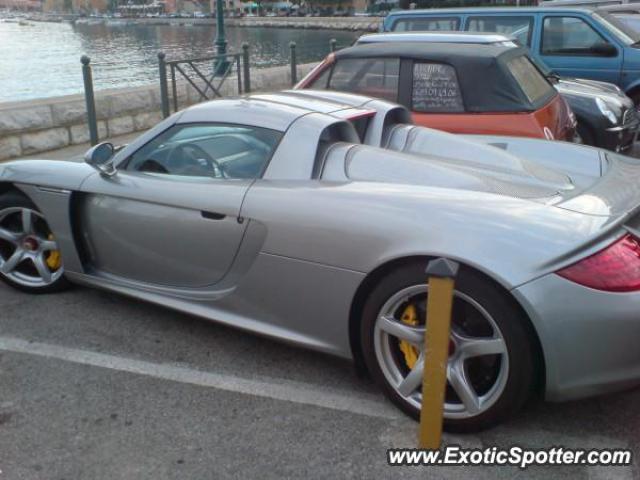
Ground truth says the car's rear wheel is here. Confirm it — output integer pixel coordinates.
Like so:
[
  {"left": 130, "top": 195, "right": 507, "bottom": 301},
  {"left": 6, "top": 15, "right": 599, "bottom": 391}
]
[
  {"left": 0, "top": 191, "right": 69, "bottom": 293},
  {"left": 360, "top": 263, "right": 536, "bottom": 432}
]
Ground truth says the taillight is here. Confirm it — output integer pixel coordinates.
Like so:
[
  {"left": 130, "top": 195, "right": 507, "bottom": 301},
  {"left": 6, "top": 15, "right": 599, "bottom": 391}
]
[{"left": 556, "top": 234, "right": 640, "bottom": 292}]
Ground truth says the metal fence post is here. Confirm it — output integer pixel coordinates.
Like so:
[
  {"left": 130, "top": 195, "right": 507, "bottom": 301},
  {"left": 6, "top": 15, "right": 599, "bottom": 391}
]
[
  {"left": 236, "top": 55, "right": 242, "bottom": 95},
  {"left": 289, "top": 41, "right": 297, "bottom": 86},
  {"left": 330, "top": 38, "right": 337, "bottom": 53},
  {"left": 81, "top": 55, "right": 99, "bottom": 146},
  {"left": 242, "top": 43, "right": 251, "bottom": 94},
  {"left": 158, "top": 52, "right": 170, "bottom": 118},
  {"left": 171, "top": 64, "right": 178, "bottom": 113}
]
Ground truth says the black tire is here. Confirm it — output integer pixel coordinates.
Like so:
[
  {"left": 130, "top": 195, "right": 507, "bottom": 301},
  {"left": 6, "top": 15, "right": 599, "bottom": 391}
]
[
  {"left": 576, "top": 122, "right": 595, "bottom": 147},
  {"left": 0, "top": 190, "right": 70, "bottom": 294},
  {"left": 360, "top": 262, "right": 537, "bottom": 433}
]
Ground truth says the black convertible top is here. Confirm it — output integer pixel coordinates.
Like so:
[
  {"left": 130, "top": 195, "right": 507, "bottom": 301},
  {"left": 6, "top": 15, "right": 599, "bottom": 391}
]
[{"left": 333, "top": 42, "right": 557, "bottom": 113}]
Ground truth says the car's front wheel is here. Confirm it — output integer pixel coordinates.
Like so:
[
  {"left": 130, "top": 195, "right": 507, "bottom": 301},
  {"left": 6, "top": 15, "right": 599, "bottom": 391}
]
[
  {"left": 0, "top": 191, "right": 69, "bottom": 293},
  {"left": 360, "top": 263, "right": 536, "bottom": 432}
]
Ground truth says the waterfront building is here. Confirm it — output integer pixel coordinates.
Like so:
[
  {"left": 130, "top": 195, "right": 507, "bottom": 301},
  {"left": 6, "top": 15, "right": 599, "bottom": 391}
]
[
  {"left": 116, "top": 0, "right": 166, "bottom": 14},
  {"left": 0, "top": 0, "right": 40, "bottom": 10},
  {"left": 216, "top": 0, "right": 243, "bottom": 12},
  {"left": 42, "top": 0, "right": 108, "bottom": 13},
  {"left": 73, "top": 0, "right": 108, "bottom": 13}
]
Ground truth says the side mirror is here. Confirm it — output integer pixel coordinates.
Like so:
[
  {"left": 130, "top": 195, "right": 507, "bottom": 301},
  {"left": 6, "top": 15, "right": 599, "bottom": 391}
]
[
  {"left": 84, "top": 142, "right": 116, "bottom": 176},
  {"left": 591, "top": 43, "right": 617, "bottom": 57}
]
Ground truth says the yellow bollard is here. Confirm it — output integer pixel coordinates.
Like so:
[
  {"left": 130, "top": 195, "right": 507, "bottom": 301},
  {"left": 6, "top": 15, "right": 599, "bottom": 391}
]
[{"left": 418, "top": 258, "right": 459, "bottom": 449}]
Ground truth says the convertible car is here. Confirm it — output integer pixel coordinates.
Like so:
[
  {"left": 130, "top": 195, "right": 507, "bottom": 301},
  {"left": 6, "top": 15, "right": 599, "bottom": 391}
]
[
  {"left": 295, "top": 42, "right": 577, "bottom": 141},
  {"left": 353, "top": 32, "right": 640, "bottom": 153},
  {"left": 1, "top": 90, "right": 640, "bottom": 432}
]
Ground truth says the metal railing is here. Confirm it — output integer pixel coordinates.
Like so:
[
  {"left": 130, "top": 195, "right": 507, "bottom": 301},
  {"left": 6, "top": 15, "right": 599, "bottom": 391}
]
[
  {"left": 158, "top": 45, "right": 251, "bottom": 118},
  {"left": 288, "top": 37, "right": 347, "bottom": 87},
  {"left": 79, "top": 38, "right": 343, "bottom": 143}
]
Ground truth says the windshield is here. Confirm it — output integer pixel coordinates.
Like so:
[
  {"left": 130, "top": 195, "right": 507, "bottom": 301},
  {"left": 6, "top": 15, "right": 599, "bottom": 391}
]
[
  {"left": 593, "top": 12, "right": 640, "bottom": 44},
  {"left": 615, "top": 14, "right": 640, "bottom": 37}
]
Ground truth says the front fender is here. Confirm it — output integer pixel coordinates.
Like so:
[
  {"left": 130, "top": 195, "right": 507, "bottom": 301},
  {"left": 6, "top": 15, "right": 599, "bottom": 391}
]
[
  {"left": 0, "top": 160, "right": 95, "bottom": 191},
  {"left": 0, "top": 160, "right": 92, "bottom": 274}
]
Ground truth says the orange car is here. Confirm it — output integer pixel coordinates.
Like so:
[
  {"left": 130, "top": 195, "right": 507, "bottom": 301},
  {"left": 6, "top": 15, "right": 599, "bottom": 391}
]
[{"left": 296, "top": 42, "right": 577, "bottom": 141}]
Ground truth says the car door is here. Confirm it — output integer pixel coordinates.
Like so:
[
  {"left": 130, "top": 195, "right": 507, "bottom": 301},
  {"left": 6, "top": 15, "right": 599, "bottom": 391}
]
[
  {"left": 538, "top": 14, "right": 622, "bottom": 84},
  {"left": 78, "top": 122, "right": 282, "bottom": 289}
]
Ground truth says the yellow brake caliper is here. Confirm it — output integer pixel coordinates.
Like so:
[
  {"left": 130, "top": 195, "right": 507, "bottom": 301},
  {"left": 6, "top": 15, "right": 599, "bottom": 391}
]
[
  {"left": 45, "top": 234, "right": 62, "bottom": 270},
  {"left": 398, "top": 304, "right": 420, "bottom": 370}
]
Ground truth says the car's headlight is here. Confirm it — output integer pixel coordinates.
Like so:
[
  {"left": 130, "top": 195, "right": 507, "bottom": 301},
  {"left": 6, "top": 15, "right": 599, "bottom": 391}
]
[{"left": 596, "top": 97, "right": 620, "bottom": 125}]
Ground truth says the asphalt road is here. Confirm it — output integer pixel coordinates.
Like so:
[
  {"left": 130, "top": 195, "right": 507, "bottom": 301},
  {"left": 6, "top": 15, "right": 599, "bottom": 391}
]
[{"left": 0, "top": 281, "right": 638, "bottom": 480}]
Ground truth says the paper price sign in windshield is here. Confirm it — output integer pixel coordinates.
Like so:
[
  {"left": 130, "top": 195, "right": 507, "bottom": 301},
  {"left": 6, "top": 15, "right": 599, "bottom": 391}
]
[{"left": 412, "top": 63, "right": 464, "bottom": 113}]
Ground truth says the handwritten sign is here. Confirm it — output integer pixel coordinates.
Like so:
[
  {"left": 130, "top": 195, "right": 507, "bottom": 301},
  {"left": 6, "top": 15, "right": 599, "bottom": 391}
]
[{"left": 412, "top": 63, "right": 464, "bottom": 113}]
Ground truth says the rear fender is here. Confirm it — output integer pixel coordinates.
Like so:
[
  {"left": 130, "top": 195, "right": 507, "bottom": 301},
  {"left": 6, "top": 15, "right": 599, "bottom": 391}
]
[{"left": 460, "top": 134, "right": 605, "bottom": 186}]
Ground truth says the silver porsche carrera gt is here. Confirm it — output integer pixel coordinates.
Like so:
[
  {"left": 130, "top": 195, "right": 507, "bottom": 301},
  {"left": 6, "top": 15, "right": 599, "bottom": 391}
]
[{"left": 1, "top": 90, "right": 640, "bottom": 432}]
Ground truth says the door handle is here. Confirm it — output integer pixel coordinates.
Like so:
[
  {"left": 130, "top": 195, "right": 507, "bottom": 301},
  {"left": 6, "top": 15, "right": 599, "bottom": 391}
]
[{"left": 201, "top": 211, "right": 226, "bottom": 220}]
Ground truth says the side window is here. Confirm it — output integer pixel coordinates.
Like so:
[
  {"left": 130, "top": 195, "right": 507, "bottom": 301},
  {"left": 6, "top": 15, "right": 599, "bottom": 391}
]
[
  {"left": 542, "top": 16, "right": 613, "bottom": 55},
  {"left": 126, "top": 123, "right": 282, "bottom": 179},
  {"left": 466, "top": 16, "right": 534, "bottom": 46},
  {"left": 392, "top": 16, "right": 460, "bottom": 32},
  {"left": 411, "top": 62, "right": 464, "bottom": 113},
  {"left": 327, "top": 58, "right": 400, "bottom": 102}
]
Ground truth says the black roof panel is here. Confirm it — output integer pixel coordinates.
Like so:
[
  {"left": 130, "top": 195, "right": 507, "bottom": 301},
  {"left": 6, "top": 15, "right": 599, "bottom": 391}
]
[{"left": 332, "top": 43, "right": 556, "bottom": 112}]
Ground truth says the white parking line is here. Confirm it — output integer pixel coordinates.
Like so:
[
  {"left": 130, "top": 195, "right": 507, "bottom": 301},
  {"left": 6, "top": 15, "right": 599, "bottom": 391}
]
[{"left": 0, "top": 336, "right": 401, "bottom": 420}]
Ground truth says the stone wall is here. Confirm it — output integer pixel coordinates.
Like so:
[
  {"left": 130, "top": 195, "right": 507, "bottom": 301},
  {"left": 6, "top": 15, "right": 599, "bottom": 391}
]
[{"left": 0, "top": 62, "right": 315, "bottom": 161}]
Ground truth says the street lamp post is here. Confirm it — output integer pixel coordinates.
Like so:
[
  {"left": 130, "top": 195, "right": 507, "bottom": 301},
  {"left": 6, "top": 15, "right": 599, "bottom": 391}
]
[{"left": 214, "top": 0, "right": 229, "bottom": 75}]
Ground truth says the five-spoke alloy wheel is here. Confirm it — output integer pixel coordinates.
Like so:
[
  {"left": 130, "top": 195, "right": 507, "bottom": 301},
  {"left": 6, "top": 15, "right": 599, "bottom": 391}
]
[
  {"left": 0, "top": 192, "right": 68, "bottom": 293},
  {"left": 361, "top": 263, "right": 536, "bottom": 432},
  {"left": 374, "top": 285, "right": 509, "bottom": 420}
]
